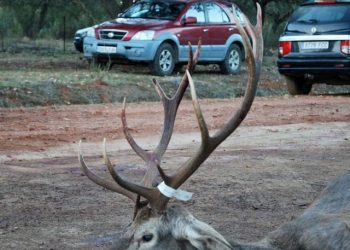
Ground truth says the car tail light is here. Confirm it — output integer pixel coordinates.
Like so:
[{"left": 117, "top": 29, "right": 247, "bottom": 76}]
[
  {"left": 341, "top": 40, "right": 350, "bottom": 55},
  {"left": 279, "top": 41, "right": 292, "bottom": 57}
]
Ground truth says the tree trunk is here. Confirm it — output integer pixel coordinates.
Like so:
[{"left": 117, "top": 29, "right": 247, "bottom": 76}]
[
  {"left": 37, "top": 1, "right": 49, "bottom": 35},
  {"left": 23, "top": 11, "right": 37, "bottom": 38},
  {"left": 0, "top": 31, "right": 4, "bottom": 52}
]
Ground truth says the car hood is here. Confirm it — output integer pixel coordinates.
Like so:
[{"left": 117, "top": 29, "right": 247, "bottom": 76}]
[
  {"left": 285, "top": 22, "right": 350, "bottom": 35},
  {"left": 97, "top": 18, "right": 173, "bottom": 31}
]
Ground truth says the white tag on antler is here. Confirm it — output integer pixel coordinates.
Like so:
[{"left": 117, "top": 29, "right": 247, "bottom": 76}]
[{"left": 157, "top": 182, "right": 193, "bottom": 201}]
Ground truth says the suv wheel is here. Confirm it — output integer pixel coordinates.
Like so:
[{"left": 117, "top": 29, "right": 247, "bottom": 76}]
[
  {"left": 220, "top": 44, "right": 242, "bottom": 74},
  {"left": 285, "top": 76, "right": 312, "bottom": 95},
  {"left": 150, "top": 43, "right": 175, "bottom": 76}
]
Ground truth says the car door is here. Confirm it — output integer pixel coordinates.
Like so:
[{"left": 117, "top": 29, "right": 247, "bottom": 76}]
[
  {"left": 177, "top": 2, "right": 211, "bottom": 61},
  {"left": 204, "top": 2, "right": 235, "bottom": 60}
]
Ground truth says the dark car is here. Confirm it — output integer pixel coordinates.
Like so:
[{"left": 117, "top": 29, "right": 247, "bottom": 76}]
[
  {"left": 277, "top": 0, "right": 350, "bottom": 95},
  {"left": 82, "top": 0, "right": 246, "bottom": 76}
]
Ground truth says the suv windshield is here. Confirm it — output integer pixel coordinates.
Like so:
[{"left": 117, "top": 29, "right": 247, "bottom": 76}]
[
  {"left": 290, "top": 5, "right": 350, "bottom": 24},
  {"left": 121, "top": 1, "right": 186, "bottom": 20}
]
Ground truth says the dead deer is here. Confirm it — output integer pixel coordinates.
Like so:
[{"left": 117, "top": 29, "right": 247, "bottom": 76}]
[{"left": 78, "top": 4, "right": 350, "bottom": 250}]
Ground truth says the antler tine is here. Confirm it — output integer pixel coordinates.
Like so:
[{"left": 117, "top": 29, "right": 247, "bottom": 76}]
[
  {"left": 151, "top": 39, "right": 202, "bottom": 108},
  {"left": 155, "top": 70, "right": 211, "bottom": 186},
  {"left": 152, "top": 39, "right": 202, "bottom": 106},
  {"left": 192, "top": 39, "right": 202, "bottom": 66},
  {"left": 155, "top": 4, "right": 263, "bottom": 195},
  {"left": 121, "top": 98, "right": 150, "bottom": 163},
  {"left": 103, "top": 138, "right": 160, "bottom": 206},
  {"left": 78, "top": 140, "right": 137, "bottom": 202},
  {"left": 153, "top": 78, "right": 169, "bottom": 102},
  {"left": 155, "top": 40, "right": 202, "bottom": 156},
  {"left": 241, "top": 3, "right": 263, "bottom": 64},
  {"left": 212, "top": 3, "right": 261, "bottom": 143},
  {"left": 187, "top": 70, "right": 209, "bottom": 142}
]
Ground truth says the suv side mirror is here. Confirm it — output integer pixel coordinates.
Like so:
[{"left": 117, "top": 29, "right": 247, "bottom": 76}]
[{"left": 185, "top": 16, "right": 197, "bottom": 25}]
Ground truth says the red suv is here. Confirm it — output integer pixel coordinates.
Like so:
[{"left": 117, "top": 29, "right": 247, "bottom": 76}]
[{"left": 81, "top": 0, "right": 246, "bottom": 75}]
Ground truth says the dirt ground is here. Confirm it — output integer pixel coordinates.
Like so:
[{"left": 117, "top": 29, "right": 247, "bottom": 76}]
[{"left": 1, "top": 95, "right": 350, "bottom": 249}]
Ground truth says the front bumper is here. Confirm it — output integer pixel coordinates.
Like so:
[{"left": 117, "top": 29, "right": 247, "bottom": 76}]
[{"left": 83, "top": 37, "right": 161, "bottom": 62}]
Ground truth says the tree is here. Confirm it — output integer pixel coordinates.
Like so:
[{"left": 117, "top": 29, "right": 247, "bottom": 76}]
[
  {"left": 100, "top": 0, "right": 133, "bottom": 19},
  {"left": 249, "top": 0, "right": 303, "bottom": 23},
  {"left": 266, "top": 1, "right": 303, "bottom": 32}
]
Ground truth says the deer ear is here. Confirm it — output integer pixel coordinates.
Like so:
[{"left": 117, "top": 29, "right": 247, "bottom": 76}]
[{"left": 174, "top": 217, "right": 233, "bottom": 250}]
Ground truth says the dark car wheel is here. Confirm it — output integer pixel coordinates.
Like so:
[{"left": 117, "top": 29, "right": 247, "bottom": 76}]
[
  {"left": 150, "top": 43, "right": 176, "bottom": 76},
  {"left": 220, "top": 44, "right": 242, "bottom": 75},
  {"left": 285, "top": 76, "right": 312, "bottom": 95}
]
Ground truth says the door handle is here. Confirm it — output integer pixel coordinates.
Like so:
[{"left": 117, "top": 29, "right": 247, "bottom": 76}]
[
  {"left": 229, "top": 27, "right": 234, "bottom": 31},
  {"left": 203, "top": 29, "right": 209, "bottom": 32}
]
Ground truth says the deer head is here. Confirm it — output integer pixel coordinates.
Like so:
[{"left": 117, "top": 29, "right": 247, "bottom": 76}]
[{"left": 79, "top": 4, "right": 263, "bottom": 250}]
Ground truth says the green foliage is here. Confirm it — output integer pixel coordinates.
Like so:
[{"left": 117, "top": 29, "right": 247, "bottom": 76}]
[
  {"left": 0, "top": 0, "right": 133, "bottom": 40},
  {"left": 233, "top": 0, "right": 304, "bottom": 47},
  {"left": 0, "top": 7, "right": 21, "bottom": 36}
]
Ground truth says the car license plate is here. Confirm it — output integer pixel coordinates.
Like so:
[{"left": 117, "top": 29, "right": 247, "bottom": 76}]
[
  {"left": 97, "top": 46, "right": 117, "bottom": 53},
  {"left": 302, "top": 41, "right": 329, "bottom": 50}
]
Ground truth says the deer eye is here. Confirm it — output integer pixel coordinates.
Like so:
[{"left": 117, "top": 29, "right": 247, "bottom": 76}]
[{"left": 142, "top": 234, "right": 154, "bottom": 242}]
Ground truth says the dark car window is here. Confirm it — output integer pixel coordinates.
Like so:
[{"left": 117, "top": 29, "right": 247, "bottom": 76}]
[
  {"left": 121, "top": 1, "right": 185, "bottom": 20},
  {"left": 290, "top": 5, "right": 350, "bottom": 24},
  {"left": 185, "top": 3, "right": 205, "bottom": 23},
  {"left": 205, "top": 3, "right": 229, "bottom": 23}
]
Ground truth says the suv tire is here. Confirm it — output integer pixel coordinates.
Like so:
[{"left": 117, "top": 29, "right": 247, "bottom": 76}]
[
  {"left": 150, "top": 43, "right": 176, "bottom": 76},
  {"left": 220, "top": 44, "right": 242, "bottom": 75},
  {"left": 286, "top": 76, "right": 312, "bottom": 95}
]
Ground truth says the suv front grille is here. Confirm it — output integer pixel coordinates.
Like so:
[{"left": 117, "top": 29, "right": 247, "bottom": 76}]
[{"left": 100, "top": 30, "right": 127, "bottom": 40}]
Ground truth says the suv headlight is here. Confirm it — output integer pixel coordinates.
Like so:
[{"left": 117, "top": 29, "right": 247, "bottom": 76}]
[
  {"left": 85, "top": 28, "right": 96, "bottom": 38},
  {"left": 132, "top": 30, "right": 155, "bottom": 41},
  {"left": 75, "top": 27, "right": 95, "bottom": 38}
]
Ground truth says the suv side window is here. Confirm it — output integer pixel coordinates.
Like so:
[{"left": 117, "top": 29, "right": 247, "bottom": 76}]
[
  {"left": 205, "top": 3, "right": 229, "bottom": 23},
  {"left": 185, "top": 3, "right": 205, "bottom": 23}
]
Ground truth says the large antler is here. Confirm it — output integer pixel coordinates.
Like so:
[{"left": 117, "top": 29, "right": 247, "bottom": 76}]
[
  {"left": 79, "top": 3, "right": 263, "bottom": 213},
  {"left": 149, "top": 4, "right": 264, "bottom": 210},
  {"left": 79, "top": 42, "right": 202, "bottom": 209}
]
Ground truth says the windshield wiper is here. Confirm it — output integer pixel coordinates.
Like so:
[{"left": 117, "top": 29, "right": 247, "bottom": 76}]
[
  {"left": 286, "top": 29, "right": 307, "bottom": 34},
  {"left": 297, "top": 19, "right": 318, "bottom": 24}
]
